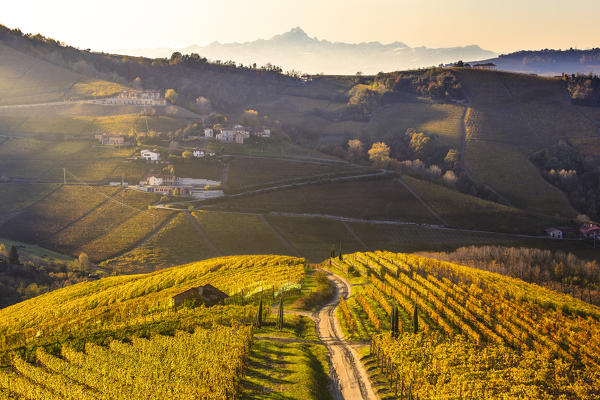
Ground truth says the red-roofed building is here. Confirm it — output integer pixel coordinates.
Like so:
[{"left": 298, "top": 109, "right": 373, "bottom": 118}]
[{"left": 580, "top": 223, "right": 600, "bottom": 239}]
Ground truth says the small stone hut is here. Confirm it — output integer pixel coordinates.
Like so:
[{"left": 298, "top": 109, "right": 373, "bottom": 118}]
[{"left": 172, "top": 284, "right": 228, "bottom": 307}]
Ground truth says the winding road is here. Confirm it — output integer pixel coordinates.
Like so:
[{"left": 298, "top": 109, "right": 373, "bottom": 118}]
[{"left": 315, "top": 270, "right": 378, "bottom": 400}]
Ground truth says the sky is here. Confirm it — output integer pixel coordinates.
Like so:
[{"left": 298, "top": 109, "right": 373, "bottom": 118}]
[{"left": 2, "top": 0, "right": 599, "bottom": 54}]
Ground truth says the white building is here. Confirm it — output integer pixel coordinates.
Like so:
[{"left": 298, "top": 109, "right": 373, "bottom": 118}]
[
  {"left": 204, "top": 128, "right": 214, "bottom": 137},
  {"left": 216, "top": 126, "right": 250, "bottom": 143},
  {"left": 100, "top": 90, "right": 167, "bottom": 106},
  {"left": 140, "top": 149, "right": 161, "bottom": 162},
  {"left": 254, "top": 128, "right": 271, "bottom": 138},
  {"left": 545, "top": 228, "right": 563, "bottom": 239},
  {"left": 193, "top": 149, "right": 205, "bottom": 158}
]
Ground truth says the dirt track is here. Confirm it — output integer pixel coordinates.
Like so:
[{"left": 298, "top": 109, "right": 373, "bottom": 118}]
[{"left": 316, "top": 270, "right": 378, "bottom": 400}]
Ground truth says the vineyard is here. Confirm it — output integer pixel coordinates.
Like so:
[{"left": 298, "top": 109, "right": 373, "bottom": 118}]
[
  {"left": 0, "top": 254, "right": 309, "bottom": 397},
  {"left": 329, "top": 251, "right": 600, "bottom": 399},
  {"left": 1, "top": 326, "right": 252, "bottom": 400}
]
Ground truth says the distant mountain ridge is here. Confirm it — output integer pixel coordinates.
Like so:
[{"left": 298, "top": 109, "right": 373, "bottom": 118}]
[
  {"left": 118, "top": 27, "right": 496, "bottom": 75},
  {"left": 470, "top": 48, "right": 600, "bottom": 76}
]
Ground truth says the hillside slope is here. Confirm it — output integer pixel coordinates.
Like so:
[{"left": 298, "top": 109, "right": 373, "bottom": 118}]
[
  {"left": 456, "top": 68, "right": 596, "bottom": 217},
  {"left": 0, "top": 42, "right": 126, "bottom": 105}
]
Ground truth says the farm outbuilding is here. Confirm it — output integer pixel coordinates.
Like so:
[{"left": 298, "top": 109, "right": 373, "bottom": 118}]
[{"left": 172, "top": 284, "right": 228, "bottom": 307}]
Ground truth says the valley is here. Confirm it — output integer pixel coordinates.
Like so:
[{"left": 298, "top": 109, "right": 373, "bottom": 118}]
[{"left": 0, "top": 20, "right": 599, "bottom": 400}]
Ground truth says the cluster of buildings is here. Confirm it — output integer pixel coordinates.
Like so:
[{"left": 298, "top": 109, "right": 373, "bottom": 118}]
[
  {"left": 545, "top": 223, "right": 600, "bottom": 240},
  {"left": 140, "top": 149, "right": 161, "bottom": 162},
  {"left": 97, "top": 90, "right": 167, "bottom": 106},
  {"left": 203, "top": 125, "right": 271, "bottom": 144},
  {"left": 94, "top": 133, "right": 126, "bottom": 145},
  {"left": 136, "top": 173, "right": 222, "bottom": 199}
]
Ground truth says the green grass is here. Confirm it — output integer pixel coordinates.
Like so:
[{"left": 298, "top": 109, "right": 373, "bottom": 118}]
[
  {"left": 101, "top": 213, "right": 215, "bottom": 273},
  {"left": 77, "top": 209, "right": 174, "bottom": 262},
  {"left": 226, "top": 157, "right": 361, "bottom": 189},
  {"left": 266, "top": 215, "right": 366, "bottom": 262},
  {"left": 0, "top": 238, "right": 73, "bottom": 264},
  {"left": 455, "top": 68, "right": 590, "bottom": 217},
  {"left": 215, "top": 179, "right": 440, "bottom": 223},
  {"left": 241, "top": 339, "right": 332, "bottom": 400},
  {"left": 46, "top": 189, "right": 160, "bottom": 255},
  {"left": 465, "top": 141, "right": 576, "bottom": 217},
  {"left": 0, "top": 137, "right": 137, "bottom": 181},
  {"left": 347, "top": 221, "right": 591, "bottom": 256},
  {"left": 0, "top": 183, "right": 58, "bottom": 222},
  {"left": 192, "top": 211, "right": 290, "bottom": 255},
  {"left": 0, "top": 42, "right": 127, "bottom": 105},
  {"left": 401, "top": 175, "right": 568, "bottom": 233},
  {"left": 0, "top": 185, "right": 120, "bottom": 244}
]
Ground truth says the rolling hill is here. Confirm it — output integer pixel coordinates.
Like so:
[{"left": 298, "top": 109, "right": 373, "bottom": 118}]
[{"left": 1, "top": 252, "right": 599, "bottom": 399}]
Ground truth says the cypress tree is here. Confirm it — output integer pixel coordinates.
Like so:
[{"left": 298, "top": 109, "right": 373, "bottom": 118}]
[
  {"left": 256, "top": 292, "right": 263, "bottom": 328},
  {"left": 8, "top": 245, "right": 19, "bottom": 265},
  {"left": 412, "top": 303, "right": 419, "bottom": 334},
  {"left": 338, "top": 242, "right": 343, "bottom": 260},
  {"left": 277, "top": 292, "right": 284, "bottom": 331}
]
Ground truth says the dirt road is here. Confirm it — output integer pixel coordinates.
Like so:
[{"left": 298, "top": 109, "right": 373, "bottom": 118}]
[{"left": 316, "top": 270, "right": 378, "bottom": 400}]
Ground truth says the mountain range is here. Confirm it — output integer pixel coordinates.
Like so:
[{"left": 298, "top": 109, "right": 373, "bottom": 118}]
[{"left": 118, "top": 27, "right": 496, "bottom": 75}]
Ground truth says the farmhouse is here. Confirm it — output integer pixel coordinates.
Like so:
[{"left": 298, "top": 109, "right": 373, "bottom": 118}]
[
  {"left": 193, "top": 149, "right": 205, "bottom": 158},
  {"left": 253, "top": 128, "right": 271, "bottom": 138},
  {"left": 140, "top": 149, "right": 161, "bottom": 162},
  {"left": 204, "top": 128, "right": 214, "bottom": 137},
  {"left": 101, "top": 90, "right": 167, "bottom": 106},
  {"left": 473, "top": 63, "right": 497, "bottom": 71},
  {"left": 172, "top": 284, "right": 228, "bottom": 307},
  {"left": 580, "top": 223, "right": 600, "bottom": 239},
  {"left": 146, "top": 174, "right": 177, "bottom": 186},
  {"left": 545, "top": 227, "right": 563, "bottom": 239},
  {"left": 94, "top": 133, "right": 125, "bottom": 145}
]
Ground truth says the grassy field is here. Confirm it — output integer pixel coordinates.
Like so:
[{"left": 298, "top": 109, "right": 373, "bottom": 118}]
[
  {"left": 0, "top": 238, "right": 73, "bottom": 264},
  {"left": 346, "top": 221, "right": 592, "bottom": 257},
  {"left": 46, "top": 189, "right": 161, "bottom": 255},
  {"left": 225, "top": 157, "right": 362, "bottom": 189},
  {"left": 267, "top": 215, "right": 366, "bottom": 262},
  {"left": 455, "top": 68, "right": 586, "bottom": 217},
  {"left": 0, "top": 185, "right": 120, "bottom": 244},
  {"left": 465, "top": 141, "right": 576, "bottom": 217},
  {"left": 401, "top": 175, "right": 568, "bottom": 233},
  {"left": 0, "top": 183, "right": 58, "bottom": 222},
  {"left": 77, "top": 208, "right": 174, "bottom": 262},
  {"left": 0, "top": 137, "right": 140, "bottom": 182},
  {"left": 192, "top": 211, "right": 291, "bottom": 256},
  {"left": 169, "top": 159, "right": 223, "bottom": 181},
  {"left": 214, "top": 179, "right": 440, "bottom": 223},
  {"left": 101, "top": 213, "right": 215, "bottom": 273},
  {"left": 0, "top": 43, "right": 126, "bottom": 105}
]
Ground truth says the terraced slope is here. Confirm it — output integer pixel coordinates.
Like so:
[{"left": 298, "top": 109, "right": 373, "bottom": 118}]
[
  {"left": 329, "top": 251, "right": 600, "bottom": 399},
  {"left": 456, "top": 69, "right": 586, "bottom": 217}
]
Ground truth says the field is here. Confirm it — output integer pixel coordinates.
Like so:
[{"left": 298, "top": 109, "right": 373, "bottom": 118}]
[
  {"left": 455, "top": 68, "right": 594, "bottom": 217},
  {"left": 0, "top": 183, "right": 58, "bottom": 223},
  {"left": 214, "top": 179, "right": 440, "bottom": 222},
  {"left": 267, "top": 216, "right": 367, "bottom": 262},
  {"left": 78, "top": 208, "right": 174, "bottom": 262},
  {"left": 0, "top": 255, "right": 319, "bottom": 399},
  {"left": 0, "top": 137, "right": 144, "bottom": 182},
  {"left": 0, "top": 185, "right": 120, "bottom": 244},
  {"left": 101, "top": 213, "right": 216, "bottom": 273},
  {"left": 46, "top": 189, "right": 161, "bottom": 255},
  {"left": 329, "top": 251, "right": 600, "bottom": 399},
  {"left": 192, "top": 211, "right": 291, "bottom": 256},
  {"left": 0, "top": 43, "right": 127, "bottom": 105},
  {"left": 401, "top": 175, "right": 567, "bottom": 233},
  {"left": 465, "top": 141, "right": 576, "bottom": 216},
  {"left": 225, "top": 157, "right": 363, "bottom": 189}
]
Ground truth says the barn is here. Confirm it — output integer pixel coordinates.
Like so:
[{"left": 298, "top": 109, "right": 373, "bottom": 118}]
[{"left": 172, "top": 284, "right": 229, "bottom": 307}]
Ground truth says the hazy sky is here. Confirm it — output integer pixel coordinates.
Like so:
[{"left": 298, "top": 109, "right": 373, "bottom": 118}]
[{"left": 3, "top": 0, "right": 599, "bottom": 53}]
